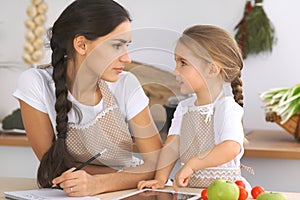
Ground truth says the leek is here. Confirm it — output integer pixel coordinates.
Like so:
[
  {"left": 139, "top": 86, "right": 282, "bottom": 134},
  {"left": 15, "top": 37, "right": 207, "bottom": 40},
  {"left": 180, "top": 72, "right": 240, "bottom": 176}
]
[{"left": 260, "top": 84, "right": 300, "bottom": 124}]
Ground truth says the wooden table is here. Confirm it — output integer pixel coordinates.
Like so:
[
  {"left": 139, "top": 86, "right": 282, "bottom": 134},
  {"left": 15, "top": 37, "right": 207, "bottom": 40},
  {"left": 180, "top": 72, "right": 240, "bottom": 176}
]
[
  {"left": 1, "top": 177, "right": 300, "bottom": 200},
  {"left": 0, "top": 177, "right": 197, "bottom": 200}
]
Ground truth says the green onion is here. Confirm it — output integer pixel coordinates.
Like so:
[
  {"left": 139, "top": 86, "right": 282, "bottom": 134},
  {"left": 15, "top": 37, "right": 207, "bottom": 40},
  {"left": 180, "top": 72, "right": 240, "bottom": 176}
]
[{"left": 260, "top": 84, "right": 300, "bottom": 124}]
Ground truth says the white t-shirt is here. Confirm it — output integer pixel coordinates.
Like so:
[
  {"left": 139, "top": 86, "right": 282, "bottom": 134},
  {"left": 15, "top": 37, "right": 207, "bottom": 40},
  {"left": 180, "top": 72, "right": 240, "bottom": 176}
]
[
  {"left": 168, "top": 95, "right": 245, "bottom": 168},
  {"left": 13, "top": 67, "right": 149, "bottom": 133}
]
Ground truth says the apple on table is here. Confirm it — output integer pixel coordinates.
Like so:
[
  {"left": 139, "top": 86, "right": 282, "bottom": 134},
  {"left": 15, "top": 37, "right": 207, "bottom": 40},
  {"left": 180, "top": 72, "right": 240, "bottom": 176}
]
[{"left": 207, "top": 179, "right": 239, "bottom": 200}]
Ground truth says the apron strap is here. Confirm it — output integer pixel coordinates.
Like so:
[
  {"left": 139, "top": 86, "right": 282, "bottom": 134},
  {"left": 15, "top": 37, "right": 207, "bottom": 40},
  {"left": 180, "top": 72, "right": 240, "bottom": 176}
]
[
  {"left": 241, "top": 164, "right": 255, "bottom": 175},
  {"left": 205, "top": 90, "right": 224, "bottom": 123},
  {"left": 98, "top": 80, "right": 115, "bottom": 108}
]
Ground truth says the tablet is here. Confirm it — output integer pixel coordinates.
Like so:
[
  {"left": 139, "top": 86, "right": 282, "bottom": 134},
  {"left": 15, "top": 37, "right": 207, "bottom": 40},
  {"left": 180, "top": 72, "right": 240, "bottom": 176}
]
[{"left": 115, "top": 189, "right": 201, "bottom": 200}]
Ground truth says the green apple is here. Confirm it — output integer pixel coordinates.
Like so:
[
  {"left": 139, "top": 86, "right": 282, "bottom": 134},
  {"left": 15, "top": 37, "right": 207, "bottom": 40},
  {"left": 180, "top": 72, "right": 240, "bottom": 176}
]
[
  {"left": 257, "top": 192, "right": 287, "bottom": 200},
  {"left": 207, "top": 179, "right": 239, "bottom": 200}
]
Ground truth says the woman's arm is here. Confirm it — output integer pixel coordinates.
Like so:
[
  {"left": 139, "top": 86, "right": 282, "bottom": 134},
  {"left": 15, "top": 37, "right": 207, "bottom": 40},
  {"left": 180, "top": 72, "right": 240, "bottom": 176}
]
[
  {"left": 19, "top": 100, "right": 54, "bottom": 160},
  {"left": 137, "top": 135, "right": 180, "bottom": 190},
  {"left": 53, "top": 106, "right": 163, "bottom": 196}
]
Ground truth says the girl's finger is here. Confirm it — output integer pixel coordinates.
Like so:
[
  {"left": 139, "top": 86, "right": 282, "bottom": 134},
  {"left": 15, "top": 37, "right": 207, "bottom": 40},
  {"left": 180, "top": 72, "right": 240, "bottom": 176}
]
[{"left": 173, "top": 180, "right": 179, "bottom": 192}]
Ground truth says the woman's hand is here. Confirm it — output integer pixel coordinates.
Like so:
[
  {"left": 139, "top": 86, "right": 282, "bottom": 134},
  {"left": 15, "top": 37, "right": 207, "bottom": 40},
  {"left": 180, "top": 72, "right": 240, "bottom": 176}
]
[
  {"left": 173, "top": 164, "right": 194, "bottom": 192},
  {"left": 52, "top": 167, "right": 102, "bottom": 197},
  {"left": 137, "top": 179, "right": 166, "bottom": 190}
]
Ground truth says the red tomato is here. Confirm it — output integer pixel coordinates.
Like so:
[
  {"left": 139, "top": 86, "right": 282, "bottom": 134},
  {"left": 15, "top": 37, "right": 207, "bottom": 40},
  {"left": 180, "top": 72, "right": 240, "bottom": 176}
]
[
  {"left": 201, "top": 188, "right": 208, "bottom": 200},
  {"left": 238, "top": 185, "right": 248, "bottom": 200},
  {"left": 251, "top": 186, "right": 265, "bottom": 199},
  {"left": 235, "top": 180, "right": 246, "bottom": 189}
]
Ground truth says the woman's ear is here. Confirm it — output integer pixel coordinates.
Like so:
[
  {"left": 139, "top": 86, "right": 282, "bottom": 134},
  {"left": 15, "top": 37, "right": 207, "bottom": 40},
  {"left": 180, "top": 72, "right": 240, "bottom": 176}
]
[
  {"left": 206, "top": 62, "right": 221, "bottom": 78},
  {"left": 73, "top": 35, "right": 88, "bottom": 55}
]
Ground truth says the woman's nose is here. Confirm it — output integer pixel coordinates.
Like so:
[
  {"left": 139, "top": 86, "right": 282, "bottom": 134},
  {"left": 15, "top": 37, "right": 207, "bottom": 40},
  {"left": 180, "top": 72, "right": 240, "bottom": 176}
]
[{"left": 120, "top": 51, "right": 131, "bottom": 63}]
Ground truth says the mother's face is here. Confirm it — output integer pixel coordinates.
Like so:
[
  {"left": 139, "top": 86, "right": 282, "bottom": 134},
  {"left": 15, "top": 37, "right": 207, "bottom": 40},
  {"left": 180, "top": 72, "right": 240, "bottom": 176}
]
[{"left": 80, "top": 20, "right": 132, "bottom": 82}]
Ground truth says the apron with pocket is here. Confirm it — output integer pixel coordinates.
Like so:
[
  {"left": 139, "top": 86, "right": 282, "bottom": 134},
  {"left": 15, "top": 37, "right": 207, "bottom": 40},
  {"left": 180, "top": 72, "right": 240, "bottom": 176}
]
[
  {"left": 65, "top": 80, "right": 142, "bottom": 169},
  {"left": 180, "top": 93, "right": 242, "bottom": 188}
]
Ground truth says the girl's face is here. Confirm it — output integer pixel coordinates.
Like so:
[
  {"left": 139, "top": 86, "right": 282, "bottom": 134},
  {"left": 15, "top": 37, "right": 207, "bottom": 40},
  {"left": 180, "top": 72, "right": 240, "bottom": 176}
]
[
  {"left": 174, "top": 42, "right": 208, "bottom": 94},
  {"left": 83, "top": 20, "right": 132, "bottom": 82}
]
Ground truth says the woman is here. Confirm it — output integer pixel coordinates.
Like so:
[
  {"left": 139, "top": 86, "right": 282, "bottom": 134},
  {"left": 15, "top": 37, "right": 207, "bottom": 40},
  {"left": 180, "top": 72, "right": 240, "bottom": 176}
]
[{"left": 13, "top": 0, "right": 162, "bottom": 196}]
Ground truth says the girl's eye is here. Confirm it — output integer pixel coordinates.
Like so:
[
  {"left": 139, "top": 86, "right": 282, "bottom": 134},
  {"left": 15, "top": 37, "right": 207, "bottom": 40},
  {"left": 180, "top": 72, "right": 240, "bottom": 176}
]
[{"left": 181, "top": 60, "right": 187, "bottom": 66}]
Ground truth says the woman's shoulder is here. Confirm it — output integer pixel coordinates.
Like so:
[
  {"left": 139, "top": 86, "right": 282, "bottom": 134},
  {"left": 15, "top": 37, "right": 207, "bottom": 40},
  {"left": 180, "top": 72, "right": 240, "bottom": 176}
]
[
  {"left": 117, "top": 71, "right": 138, "bottom": 83},
  {"left": 107, "top": 71, "right": 141, "bottom": 90},
  {"left": 20, "top": 66, "right": 53, "bottom": 83}
]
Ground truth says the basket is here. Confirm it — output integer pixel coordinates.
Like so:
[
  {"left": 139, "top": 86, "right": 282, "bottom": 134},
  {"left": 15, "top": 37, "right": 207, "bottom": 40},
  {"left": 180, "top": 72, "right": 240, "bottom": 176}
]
[{"left": 265, "top": 111, "right": 300, "bottom": 141}]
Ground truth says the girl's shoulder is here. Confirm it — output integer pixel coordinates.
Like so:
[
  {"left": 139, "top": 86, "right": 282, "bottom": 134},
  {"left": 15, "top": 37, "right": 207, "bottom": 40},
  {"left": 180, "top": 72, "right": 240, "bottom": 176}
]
[
  {"left": 215, "top": 96, "right": 244, "bottom": 116},
  {"left": 177, "top": 95, "right": 197, "bottom": 107}
]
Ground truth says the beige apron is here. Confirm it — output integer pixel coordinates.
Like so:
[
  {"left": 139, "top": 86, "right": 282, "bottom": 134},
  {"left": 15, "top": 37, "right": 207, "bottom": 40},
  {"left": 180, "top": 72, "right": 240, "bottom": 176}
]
[
  {"left": 65, "top": 80, "right": 142, "bottom": 169},
  {"left": 180, "top": 93, "right": 242, "bottom": 188}
]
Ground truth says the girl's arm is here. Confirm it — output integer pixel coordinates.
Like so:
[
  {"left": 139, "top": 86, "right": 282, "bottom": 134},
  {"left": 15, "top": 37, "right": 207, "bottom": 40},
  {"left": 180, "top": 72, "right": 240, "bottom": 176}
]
[
  {"left": 53, "top": 106, "right": 163, "bottom": 196},
  {"left": 186, "top": 140, "right": 240, "bottom": 170},
  {"left": 137, "top": 135, "right": 180, "bottom": 190},
  {"left": 173, "top": 140, "right": 240, "bottom": 191}
]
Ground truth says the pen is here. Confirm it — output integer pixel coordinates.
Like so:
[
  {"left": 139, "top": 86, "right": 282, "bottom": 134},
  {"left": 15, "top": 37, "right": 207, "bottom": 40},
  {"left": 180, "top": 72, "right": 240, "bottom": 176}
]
[
  {"left": 52, "top": 148, "right": 107, "bottom": 189},
  {"left": 73, "top": 148, "right": 107, "bottom": 171}
]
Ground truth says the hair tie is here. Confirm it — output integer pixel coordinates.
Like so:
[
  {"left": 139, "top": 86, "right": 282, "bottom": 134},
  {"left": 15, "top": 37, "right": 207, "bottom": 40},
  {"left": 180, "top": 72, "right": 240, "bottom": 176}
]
[{"left": 57, "top": 133, "right": 66, "bottom": 139}]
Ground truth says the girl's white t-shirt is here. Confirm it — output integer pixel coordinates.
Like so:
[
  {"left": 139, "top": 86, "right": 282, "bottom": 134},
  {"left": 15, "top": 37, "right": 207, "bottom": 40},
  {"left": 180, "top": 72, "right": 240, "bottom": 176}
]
[
  {"left": 168, "top": 95, "right": 245, "bottom": 168},
  {"left": 13, "top": 67, "right": 149, "bottom": 132}
]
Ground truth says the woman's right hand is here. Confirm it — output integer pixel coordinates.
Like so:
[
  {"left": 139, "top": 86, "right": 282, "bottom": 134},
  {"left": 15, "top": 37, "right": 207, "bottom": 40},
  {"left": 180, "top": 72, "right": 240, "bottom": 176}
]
[
  {"left": 137, "top": 179, "right": 166, "bottom": 190},
  {"left": 52, "top": 168, "right": 104, "bottom": 197}
]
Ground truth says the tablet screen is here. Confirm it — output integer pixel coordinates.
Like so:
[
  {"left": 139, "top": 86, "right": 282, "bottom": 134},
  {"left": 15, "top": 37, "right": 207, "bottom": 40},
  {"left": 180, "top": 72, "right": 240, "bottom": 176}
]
[{"left": 117, "top": 189, "right": 201, "bottom": 200}]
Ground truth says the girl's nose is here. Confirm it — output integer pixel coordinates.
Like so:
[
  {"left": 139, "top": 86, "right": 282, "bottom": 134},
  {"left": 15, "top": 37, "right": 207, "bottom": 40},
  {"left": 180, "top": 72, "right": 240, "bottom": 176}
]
[{"left": 173, "top": 67, "right": 179, "bottom": 76}]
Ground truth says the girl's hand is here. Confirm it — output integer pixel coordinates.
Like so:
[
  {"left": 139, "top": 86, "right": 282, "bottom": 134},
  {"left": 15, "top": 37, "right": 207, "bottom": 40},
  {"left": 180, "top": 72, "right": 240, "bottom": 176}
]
[
  {"left": 52, "top": 167, "right": 101, "bottom": 196},
  {"left": 173, "top": 164, "right": 194, "bottom": 192},
  {"left": 137, "top": 179, "right": 166, "bottom": 190}
]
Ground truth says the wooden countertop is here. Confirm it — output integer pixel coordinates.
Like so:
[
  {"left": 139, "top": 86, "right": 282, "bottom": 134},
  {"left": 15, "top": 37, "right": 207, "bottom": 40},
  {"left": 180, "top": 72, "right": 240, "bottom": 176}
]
[
  {"left": 1, "top": 129, "right": 300, "bottom": 160},
  {"left": 0, "top": 133, "right": 30, "bottom": 147},
  {"left": 244, "top": 130, "right": 300, "bottom": 160},
  {"left": 2, "top": 177, "right": 300, "bottom": 200}
]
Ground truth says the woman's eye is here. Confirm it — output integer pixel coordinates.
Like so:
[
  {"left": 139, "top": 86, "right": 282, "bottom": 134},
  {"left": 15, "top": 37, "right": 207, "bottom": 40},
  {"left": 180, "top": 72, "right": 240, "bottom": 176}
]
[{"left": 113, "top": 43, "right": 122, "bottom": 49}]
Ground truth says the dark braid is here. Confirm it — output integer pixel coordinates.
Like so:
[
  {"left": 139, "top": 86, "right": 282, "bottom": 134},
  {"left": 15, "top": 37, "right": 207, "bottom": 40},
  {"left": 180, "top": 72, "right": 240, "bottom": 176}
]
[
  {"left": 37, "top": 0, "right": 131, "bottom": 188},
  {"left": 37, "top": 41, "right": 75, "bottom": 188}
]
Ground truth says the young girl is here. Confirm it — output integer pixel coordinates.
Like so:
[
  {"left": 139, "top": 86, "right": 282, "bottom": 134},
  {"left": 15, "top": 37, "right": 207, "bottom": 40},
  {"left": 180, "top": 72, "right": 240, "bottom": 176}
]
[
  {"left": 138, "top": 25, "right": 251, "bottom": 191},
  {"left": 13, "top": 0, "right": 162, "bottom": 196}
]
